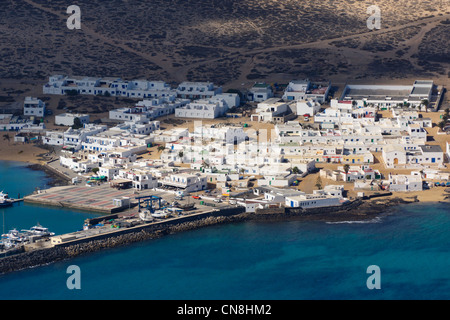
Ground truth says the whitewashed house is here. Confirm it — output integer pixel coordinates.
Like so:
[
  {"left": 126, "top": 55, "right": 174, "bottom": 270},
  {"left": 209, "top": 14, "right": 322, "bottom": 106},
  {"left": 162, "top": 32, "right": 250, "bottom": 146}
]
[
  {"left": 64, "top": 124, "right": 108, "bottom": 151},
  {"left": 175, "top": 100, "right": 228, "bottom": 119},
  {"left": 152, "top": 128, "right": 189, "bottom": 143},
  {"left": 296, "top": 100, "right": 321, "bottom": 116},
  {"left": 192, "top": 125, "right": 248, "bottom": 144},
  {"left": 382, "top": 144, "right": 408, "bottom": 167},
  {"left": 263, "top": 187, "right": 305, "bottom": 204},
  {"left": 160, "top": 173, "right": 207, "bottom": 193},
  {"left": 247, "top": 83, "right": 273, "bottom": 102},
  {"left": 43, "top": 131, "right": 65, "bottom": 146},
  {"left": 176, "top": 82, "right": 222, "bottom": 99},
  {"left": 43, "top": 75, "right": 175, "bottom": 98},
  {"left": 386, "top": 174, "right": 422, "bottom": 192},
  {"left": 251, "top": 98, "right": 290, "bottom": 122},
  {"left": 23, "top": 97, "right": 45, "bottom": 117},
  {"left": 285, "top": 193, "right": 343, "bottom": 209},
  {"left": 55, "top": 113, "right": 90, "bottom": 127},
  {"left": 117, "top": 168, "right": 159, "bottom": 190}
]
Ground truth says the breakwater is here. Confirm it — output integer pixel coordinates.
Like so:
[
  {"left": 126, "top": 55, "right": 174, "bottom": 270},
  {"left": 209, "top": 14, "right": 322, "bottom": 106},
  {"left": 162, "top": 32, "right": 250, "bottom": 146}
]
[
  {"left": 0, "top": 207, "right": 246, "bottom": 274},
  {"left": 0, "top": 197, "right": 416, "bottom": 275}
]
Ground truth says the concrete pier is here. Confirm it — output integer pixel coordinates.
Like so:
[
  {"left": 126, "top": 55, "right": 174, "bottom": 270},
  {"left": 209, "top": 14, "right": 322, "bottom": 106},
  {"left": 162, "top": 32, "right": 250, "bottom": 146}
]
[{"left": 24, "top": 185, "right": 138, "bottom": 214}]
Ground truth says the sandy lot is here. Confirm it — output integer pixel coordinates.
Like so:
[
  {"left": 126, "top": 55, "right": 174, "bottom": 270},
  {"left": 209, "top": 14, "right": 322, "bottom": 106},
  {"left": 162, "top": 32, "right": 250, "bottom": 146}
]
[{"left": 0, "top": 132, "right": 48, "bottom": 164}]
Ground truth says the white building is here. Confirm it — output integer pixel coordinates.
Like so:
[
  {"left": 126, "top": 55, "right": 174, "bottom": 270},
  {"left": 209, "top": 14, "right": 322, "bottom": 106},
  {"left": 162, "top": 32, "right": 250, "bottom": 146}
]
[
  {"left": 43, "top": 75, "right": 176, "bottom": 98},
  {"left": 0, "top": 115, "right": 45, "bottom": 132},
  {"left": 387, "top": 174, "right": 422, "bottom": 192},
  {"left": 285, "top": 193, "right": 343, "bottom": 209},
  {"left": 110, "top": 120, "right": 160, "bottom": 136},
  {"left": 55, "top": 113, "right": 90, "bottom": 127},
  {"left": 152, "top": 128, "right": 189, "bottom": 143},
  {"left": 251, "top": 98, "right": 290, "bottom": 122},
  {"left": 257, "top": 173, "right": 299, "bottom": 188},
  {"left": 62, "top": 124, "right": 108, "bottom": 151},
  {"left": 447, "top": 142, "right": 450, "bottom": 162},
  {"left": 24, "top": 97, "right": 45, "bottom": 117},
  {"left": 339, "top": 80, "right": 434, "bottom": 109},
  {"left": 109, "top": 97, "right": 190, "bottom": 121},
  {"left": 323, "top": 185, "right": 345, "bottom": 198},
  {"left": 213, "top": 93, "right": 240, "bottom": 108},
  {"left": 43, "top": 131, "right": 65, "bottom": 146},
  {"left": 247, "top": 83, "right": 274, "bottom": 102},
  {"left": 160, "top": 173, "right": 207, "bottom": 193},
  {"left": 282, "top": 80, "right": 330, "bottom": 103},
  {"left": 263, "top": 187, "right": 305, "bottom": 204},
  {"left": 282, "top": 80, "right": 310, "bottom": 101},
  {"left": 382, "top": 144, "right": 444, "bottom": 168},
  {"left": 296, "top": 100, "right": 321, "bottom": 116},
  {"left": 175, "top": 100, "right": 228, "bottom": 119},
  {"left": 192, "top": 125, "right": 248, "bottom": 144},
  {"left": 117, "top": 168, "right": 159, "bottom": 190},
  {"left": 176, "top": 82, "right": 222, "bottom": 99}
]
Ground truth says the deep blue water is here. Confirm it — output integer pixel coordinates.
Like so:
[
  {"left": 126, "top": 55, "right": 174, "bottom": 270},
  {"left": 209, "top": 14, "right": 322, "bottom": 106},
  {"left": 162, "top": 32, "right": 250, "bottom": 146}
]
[{"left": 0, "top": 161, "right": 449, "bottom": 300}]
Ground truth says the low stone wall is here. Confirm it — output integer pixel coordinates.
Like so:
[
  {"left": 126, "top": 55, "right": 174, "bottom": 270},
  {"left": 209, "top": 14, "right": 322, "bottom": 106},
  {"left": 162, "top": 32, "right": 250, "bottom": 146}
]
[{"left": 255, "top": 199, "right": 364, "bottom": 217}]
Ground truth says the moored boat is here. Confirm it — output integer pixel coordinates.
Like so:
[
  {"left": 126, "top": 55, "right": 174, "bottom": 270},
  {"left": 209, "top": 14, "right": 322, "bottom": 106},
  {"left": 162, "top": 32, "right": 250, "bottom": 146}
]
[{"left": 0, "top": 191, "right": 13, "bottom": 208}]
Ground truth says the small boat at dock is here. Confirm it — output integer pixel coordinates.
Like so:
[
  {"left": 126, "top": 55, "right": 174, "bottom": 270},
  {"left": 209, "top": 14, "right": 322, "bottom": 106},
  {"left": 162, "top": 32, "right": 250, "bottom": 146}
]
[
  {"left": 21, "top": 223, "right": 55, "bottom": 238},
  {"left": 0, "top": 191, "right": 13, "bottom": 208}
]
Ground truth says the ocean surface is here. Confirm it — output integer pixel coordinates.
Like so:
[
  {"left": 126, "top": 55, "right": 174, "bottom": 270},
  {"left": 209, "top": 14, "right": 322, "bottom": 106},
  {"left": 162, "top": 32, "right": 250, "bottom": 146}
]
[{"left": 0, "top": 160, "right": 449, "bottom": 300}]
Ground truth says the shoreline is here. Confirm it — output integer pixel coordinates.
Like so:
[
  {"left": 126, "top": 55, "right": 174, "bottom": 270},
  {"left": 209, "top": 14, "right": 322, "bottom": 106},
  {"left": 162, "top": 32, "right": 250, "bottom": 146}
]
[
  {"left": 1, "top": 155, "right": 448, "bottom": 204},
  {"left": 1, "top": 195, "right": 444, "bottom": 275}
]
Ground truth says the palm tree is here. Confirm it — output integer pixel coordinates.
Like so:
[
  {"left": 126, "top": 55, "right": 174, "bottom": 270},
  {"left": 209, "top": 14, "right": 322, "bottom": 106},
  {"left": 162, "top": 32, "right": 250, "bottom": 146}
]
[
  {"left": 421, "top": 99, "right": 429, "bottom": 112},
  {"left": 157, "top": 145, "right": 165, "bottom": 152},
  {"left": 343, "top": 164, "right": 350, "bottom": 182},
  {"left": 315, "top": 176, "right": 323, "bottom": 190},
  {"left": 292, "top": 166, "right": 300, "bottom": 174},
  {"left": 178, "top": 151, "right": 184, "bottom": 162},
  {"left": 2, "top": 134, "right": 10, "bottom": 145},
  {"left": 201, "top": 160, "right": 210, "bottom": 171}
]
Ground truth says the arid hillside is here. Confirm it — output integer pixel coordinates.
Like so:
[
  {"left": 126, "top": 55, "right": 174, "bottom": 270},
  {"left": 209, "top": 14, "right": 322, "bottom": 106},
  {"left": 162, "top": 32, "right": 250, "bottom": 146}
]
[{"left": 0, "top": 0, "right": 449, "bottom": 87}]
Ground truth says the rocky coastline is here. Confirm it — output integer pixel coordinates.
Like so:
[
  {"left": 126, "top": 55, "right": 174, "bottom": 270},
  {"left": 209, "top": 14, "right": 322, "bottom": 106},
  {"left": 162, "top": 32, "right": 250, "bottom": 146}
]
[{"left": 0, "top": 196, "right": 420, "bottom": 275}]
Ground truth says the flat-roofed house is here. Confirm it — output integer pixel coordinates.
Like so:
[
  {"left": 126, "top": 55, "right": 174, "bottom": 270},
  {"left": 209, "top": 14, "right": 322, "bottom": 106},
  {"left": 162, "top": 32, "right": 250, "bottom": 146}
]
[
  {"left": 55, "top": 113, "right": 90, "bottom": 126},
  {"left": 247, "top": 83, "right": 274, "bottom": 102},
  {"left": 251, "top": 98, "right": 290, "bottom": 122},
  {"left": 24, "top": 97, "right": 45, "bottom": 118}
]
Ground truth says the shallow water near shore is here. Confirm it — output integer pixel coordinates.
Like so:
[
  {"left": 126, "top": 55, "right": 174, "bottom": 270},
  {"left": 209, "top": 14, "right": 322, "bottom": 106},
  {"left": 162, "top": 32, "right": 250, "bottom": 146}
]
[
  {"left": 0, "top": 161, "right": 97, "bottom": 235},
  {"left": 0, "top": 161, "right": 449, "bottom": 300}
]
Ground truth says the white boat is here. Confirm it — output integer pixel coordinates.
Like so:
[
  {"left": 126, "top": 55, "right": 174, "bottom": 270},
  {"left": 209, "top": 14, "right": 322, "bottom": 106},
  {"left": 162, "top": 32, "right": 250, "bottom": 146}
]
[
  {"left": 151, "top": 210, "right": 168, "bottom": 218},
  {"left": 2, "top": 228, "right": 28, "bottom": 243},
  {"left": 139, "top": 209, "right": 154, "bottom": 222},
  {"left": 21, "top": 224, "right": 55, "bottom": 237},
  {"left": 166, "top": 207, "right": 183, "bottom": 214},
  {"left": 0, "top": 191, "right": 13, "bottom": 208}
]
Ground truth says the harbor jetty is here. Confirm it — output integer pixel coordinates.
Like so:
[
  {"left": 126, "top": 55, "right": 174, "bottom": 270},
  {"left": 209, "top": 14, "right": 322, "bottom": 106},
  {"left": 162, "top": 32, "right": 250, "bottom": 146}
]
[
  {"left": 0, "top": 195, "right": 419, "bottom": 275},
  {"left": 0, "top": 206, "right": 246, "bottom": 274}
]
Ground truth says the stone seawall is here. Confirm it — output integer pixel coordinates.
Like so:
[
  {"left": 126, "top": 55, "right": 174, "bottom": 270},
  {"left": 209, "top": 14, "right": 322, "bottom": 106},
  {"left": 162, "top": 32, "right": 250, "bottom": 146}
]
[
  {"left": 0, "top": 207, "right": 246, "bottom": 275},
  {"left": 0, "top": 198, "right": 416, "bottom": 275}
]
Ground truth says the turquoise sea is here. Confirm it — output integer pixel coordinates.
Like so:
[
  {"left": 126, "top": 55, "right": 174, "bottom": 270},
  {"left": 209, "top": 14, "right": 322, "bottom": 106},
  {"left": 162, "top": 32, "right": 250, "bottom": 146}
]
[{"left": 0, "top": 160, "right": 449, "bottom": 300}]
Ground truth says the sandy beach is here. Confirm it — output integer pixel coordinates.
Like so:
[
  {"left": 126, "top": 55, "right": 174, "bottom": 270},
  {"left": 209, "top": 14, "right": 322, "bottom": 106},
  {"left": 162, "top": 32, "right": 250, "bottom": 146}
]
[{"left": 0, "top": 132, "right": 47, "bottom": 164}]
